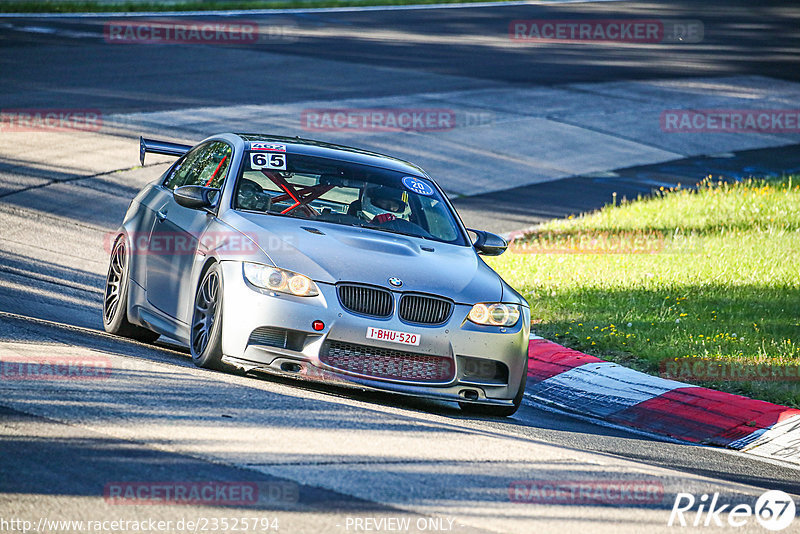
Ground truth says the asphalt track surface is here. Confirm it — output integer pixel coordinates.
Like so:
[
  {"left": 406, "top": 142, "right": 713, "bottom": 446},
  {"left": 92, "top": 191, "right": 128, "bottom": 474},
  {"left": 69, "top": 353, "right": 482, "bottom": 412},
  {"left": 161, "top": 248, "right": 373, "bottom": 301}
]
[
  {"left": 1, "top": 0, "right": 800, "bottom": 532},
  {"left": 2, "top": 0, "right": 800, "bottom": 112}
]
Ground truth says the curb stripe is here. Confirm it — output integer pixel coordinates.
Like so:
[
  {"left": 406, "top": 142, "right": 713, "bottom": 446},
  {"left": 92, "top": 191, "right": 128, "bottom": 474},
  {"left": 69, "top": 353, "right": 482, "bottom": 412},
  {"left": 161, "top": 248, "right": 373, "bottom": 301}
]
[
  {"left": 527, "top": 339, "right": 602, "bottom": 381},
  {"left": 526, "top": 338, "right": 800, "bottom": 455},
  {"left": 528, "top": 361, "right": 689, "bottom": 418},
  {"left": 608, "top": 387, "right": 800, "bottom": 446}
]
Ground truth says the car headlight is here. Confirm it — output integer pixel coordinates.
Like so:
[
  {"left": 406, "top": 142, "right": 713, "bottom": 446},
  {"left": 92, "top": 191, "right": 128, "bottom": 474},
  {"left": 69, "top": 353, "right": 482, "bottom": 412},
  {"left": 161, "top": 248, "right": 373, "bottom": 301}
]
[
  {"left": 243, "top": 262, "right": 319, "bottom": 297},
  {"left": 468, "top": 303, "right": 520, "bottom": 327}
]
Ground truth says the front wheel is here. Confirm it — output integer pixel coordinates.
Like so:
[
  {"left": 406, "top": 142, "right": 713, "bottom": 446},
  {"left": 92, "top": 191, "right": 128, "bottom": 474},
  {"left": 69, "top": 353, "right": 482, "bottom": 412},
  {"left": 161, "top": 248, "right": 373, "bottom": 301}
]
[
  {"left": 459, "top": 371, "right": 527, "bottom": 417},
  {"left": 103, "top": 237, "right": 160, "bottom": 343},
  {"left": 190, "top": 263, "right": 232, "bottom": 372}
]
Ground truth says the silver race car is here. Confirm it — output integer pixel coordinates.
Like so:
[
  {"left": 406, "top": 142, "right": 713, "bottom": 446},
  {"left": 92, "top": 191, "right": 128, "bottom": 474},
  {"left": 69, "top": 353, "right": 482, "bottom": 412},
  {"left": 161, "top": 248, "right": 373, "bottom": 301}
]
[{"left": 104, "top": 133, "right": 530, "bottom": 416}]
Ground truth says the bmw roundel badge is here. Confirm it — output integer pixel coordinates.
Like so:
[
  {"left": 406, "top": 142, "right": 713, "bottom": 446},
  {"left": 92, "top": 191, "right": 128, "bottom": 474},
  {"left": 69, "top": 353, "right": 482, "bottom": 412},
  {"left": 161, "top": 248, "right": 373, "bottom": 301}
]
[{"left": 388, "top": 277, "right": 403, "bottom": 288}]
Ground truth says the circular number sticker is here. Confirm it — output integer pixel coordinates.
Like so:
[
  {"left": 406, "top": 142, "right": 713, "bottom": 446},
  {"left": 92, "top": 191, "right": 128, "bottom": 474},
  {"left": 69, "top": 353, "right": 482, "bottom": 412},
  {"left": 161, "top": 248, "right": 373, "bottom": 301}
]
[
  {"left": 401, "top": 176, "right": 434, "bottom": 196},
  {"left": 755, "top": 490, "right": 796, "bottom": 531}
]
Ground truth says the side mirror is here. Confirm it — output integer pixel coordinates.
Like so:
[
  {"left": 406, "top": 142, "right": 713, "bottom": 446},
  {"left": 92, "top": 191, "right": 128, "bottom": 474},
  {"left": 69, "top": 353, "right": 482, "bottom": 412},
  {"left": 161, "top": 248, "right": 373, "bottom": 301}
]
[
  {"left": 174, "top": 185, "right": 219, "bottom": 211},
  {"left": 469, "top": 229, "right": 508, "bottom": 256}
]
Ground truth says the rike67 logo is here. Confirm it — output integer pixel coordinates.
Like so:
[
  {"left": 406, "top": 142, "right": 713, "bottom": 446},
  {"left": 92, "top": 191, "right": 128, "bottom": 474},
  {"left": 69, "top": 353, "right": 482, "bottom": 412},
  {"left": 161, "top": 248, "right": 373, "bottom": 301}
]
[{"left": 669, "top": 490, "right": 796, "bottom": 531}]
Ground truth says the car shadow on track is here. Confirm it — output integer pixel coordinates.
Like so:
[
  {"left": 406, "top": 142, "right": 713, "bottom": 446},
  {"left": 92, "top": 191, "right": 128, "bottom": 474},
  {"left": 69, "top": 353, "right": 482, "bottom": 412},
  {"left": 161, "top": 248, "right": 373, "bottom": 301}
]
[{"left": 2, "top": 311, "right": 799, "bottom": 500}]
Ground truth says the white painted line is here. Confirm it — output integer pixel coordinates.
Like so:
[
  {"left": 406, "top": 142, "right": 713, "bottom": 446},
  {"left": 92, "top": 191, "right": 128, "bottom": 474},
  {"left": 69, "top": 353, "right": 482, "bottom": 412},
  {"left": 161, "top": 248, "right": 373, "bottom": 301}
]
[
  {"left": 8, "top": 24, "right": 56, "bottom": 33},
  {"left": 529, "top": 334, "right": 544, "bottom": 340},
  {"left": 722, "top": 446, "right": 800, "bottom": 473},
  {"left": 527, "top": 361, "right": 693, "bottom": 417},
  {"left": 0, "top": 0, "right": 624, "bottom": 18},
  {"left": 739, "top": 415, "right": 800, "bottom": 465},
  {"left": 0, "top": 22, "right": 98, "bottom": 38}
]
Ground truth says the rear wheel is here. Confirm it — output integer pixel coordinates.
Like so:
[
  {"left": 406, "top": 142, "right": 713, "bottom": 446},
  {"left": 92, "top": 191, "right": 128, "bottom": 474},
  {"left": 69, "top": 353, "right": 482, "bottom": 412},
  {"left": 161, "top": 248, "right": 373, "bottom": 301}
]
[
  {"left": 459, "top": 371, "right": 527, "bottom": 417},
  {"left": 103, "top": 237, "right": 160, "bottom": 343},
  {"left": 190, "top": 263, "right": 232, "bottom": 372}
]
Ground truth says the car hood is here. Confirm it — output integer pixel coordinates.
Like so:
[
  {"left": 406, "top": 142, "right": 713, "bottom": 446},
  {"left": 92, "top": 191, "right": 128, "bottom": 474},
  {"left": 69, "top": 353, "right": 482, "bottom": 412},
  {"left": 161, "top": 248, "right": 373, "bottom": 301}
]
[{"left": 223, "top": 211, "right": 505, "bottom": 304}]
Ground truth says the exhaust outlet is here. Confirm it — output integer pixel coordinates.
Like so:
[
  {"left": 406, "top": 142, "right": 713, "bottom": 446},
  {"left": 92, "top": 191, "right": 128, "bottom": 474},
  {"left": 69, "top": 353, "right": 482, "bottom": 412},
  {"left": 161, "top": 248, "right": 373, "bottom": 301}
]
[
  {"left": 459, "top": 389, "right": 479, "bottom": 400},
  {"left": 280, "top": 362, "right": 302, "bottom": 373}
]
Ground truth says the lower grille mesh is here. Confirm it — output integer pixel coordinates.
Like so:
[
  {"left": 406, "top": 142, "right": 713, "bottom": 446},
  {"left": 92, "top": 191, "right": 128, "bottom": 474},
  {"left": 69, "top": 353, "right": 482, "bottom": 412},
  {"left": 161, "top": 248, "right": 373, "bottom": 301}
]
[{"left": 320, "top": 341, "right": 454, "bottom": 382}]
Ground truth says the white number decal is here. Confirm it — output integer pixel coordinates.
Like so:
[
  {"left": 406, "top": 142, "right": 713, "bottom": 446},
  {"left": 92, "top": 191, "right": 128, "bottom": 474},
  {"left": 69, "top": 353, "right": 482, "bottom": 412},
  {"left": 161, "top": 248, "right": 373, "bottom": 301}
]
[
  {"left": 250, "top": 152, "right": 286, "bottom": 170},
  {"left": 250, "top": 142, "right": 286, "bottom": 152}
]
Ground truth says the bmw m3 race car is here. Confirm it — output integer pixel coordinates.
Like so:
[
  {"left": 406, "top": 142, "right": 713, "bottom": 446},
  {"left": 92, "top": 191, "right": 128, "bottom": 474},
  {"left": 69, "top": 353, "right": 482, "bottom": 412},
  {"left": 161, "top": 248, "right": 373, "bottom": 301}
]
[{"left": 103, "top": 133, "right": 530, "bottom": 416}]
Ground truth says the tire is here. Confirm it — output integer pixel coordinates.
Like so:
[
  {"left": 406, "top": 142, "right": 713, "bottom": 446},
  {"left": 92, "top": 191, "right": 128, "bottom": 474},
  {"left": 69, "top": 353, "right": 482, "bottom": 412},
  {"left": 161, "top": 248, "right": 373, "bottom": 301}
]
[
  {"left": 459, "top": 371, "right": 527, "bottom": 417},
  {"left": 103, "top": 237, "right": 160, "bottom": 343},
  {"left": 190, "top": 263, "right": 232, "bottom": 372}
]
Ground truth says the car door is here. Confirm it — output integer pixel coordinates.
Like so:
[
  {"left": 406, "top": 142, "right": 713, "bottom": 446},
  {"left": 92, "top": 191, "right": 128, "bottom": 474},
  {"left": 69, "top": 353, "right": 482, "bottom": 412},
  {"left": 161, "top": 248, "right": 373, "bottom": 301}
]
[{"left": 145, "top": 140, "right": 233, "bottom": 323}]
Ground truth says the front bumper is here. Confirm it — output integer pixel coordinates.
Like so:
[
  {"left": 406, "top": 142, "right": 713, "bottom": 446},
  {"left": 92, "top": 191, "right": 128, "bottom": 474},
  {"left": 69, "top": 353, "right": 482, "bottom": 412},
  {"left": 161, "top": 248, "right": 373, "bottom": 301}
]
[{"left": 218, "top": 261, "right": 529, "bottom": 405}]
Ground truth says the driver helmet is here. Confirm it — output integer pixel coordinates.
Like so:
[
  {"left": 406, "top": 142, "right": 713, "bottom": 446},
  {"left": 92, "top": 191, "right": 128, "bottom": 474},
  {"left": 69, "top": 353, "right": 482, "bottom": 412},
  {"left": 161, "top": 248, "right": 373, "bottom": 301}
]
[{"left": 361, "top": 185, "right": 408, "bottom": 220}]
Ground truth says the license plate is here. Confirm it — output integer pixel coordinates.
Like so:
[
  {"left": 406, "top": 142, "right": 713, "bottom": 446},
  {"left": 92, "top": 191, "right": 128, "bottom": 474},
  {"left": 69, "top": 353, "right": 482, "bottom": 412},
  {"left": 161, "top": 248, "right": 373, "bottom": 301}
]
[{"left": 366, "top": 327, "right": 420, "bottom": 346}]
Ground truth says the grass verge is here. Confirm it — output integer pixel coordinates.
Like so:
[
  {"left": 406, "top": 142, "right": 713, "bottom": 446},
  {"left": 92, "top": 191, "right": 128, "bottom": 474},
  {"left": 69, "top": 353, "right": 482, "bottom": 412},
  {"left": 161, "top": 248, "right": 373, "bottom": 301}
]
[
  {"left": 488, "top": 176, "right": 800, "bottom": 408},
  {"left": 0, "top": 0, "right": 513, "bottom": 13}
]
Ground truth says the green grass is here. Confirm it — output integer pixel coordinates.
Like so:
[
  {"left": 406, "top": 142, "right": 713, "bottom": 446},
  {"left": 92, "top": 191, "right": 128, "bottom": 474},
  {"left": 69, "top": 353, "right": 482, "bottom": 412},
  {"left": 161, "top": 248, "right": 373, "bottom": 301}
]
[
  {"left": 0, "top": 0, "right": 513, "bottom": 13},
  {"left": 489, "top": 176, "right": 800, "bottom": 407}
]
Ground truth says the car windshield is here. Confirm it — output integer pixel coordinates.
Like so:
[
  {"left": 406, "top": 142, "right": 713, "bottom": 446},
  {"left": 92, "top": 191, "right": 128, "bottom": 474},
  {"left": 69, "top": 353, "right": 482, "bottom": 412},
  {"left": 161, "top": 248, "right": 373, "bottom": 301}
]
[{"left": 234, "top": 150, "right": 467, "bottom": 245}]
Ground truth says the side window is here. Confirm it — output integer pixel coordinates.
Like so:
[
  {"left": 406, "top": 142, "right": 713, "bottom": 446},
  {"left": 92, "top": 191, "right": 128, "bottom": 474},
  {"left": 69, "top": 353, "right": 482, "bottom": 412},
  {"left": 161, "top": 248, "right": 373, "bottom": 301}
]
[
  {"left": 162, "top": 141, "right": 233, "bottom": 191},
  {"left": 163, "top": 146, "right": 204, "bottom": 191}
]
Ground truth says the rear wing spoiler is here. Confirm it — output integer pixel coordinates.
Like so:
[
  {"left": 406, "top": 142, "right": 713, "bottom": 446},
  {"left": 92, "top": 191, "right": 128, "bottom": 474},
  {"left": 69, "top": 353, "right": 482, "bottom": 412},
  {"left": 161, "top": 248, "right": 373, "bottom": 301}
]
[{"left": 139, "top": 136, "right": 192, "bottom": 166}]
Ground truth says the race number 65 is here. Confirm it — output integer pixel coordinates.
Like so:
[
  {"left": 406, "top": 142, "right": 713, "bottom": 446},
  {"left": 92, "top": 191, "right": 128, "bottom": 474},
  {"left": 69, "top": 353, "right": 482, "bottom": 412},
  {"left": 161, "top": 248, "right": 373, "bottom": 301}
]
[{"left": 251, "top": 152, "right": 286, "bottom": 170}]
